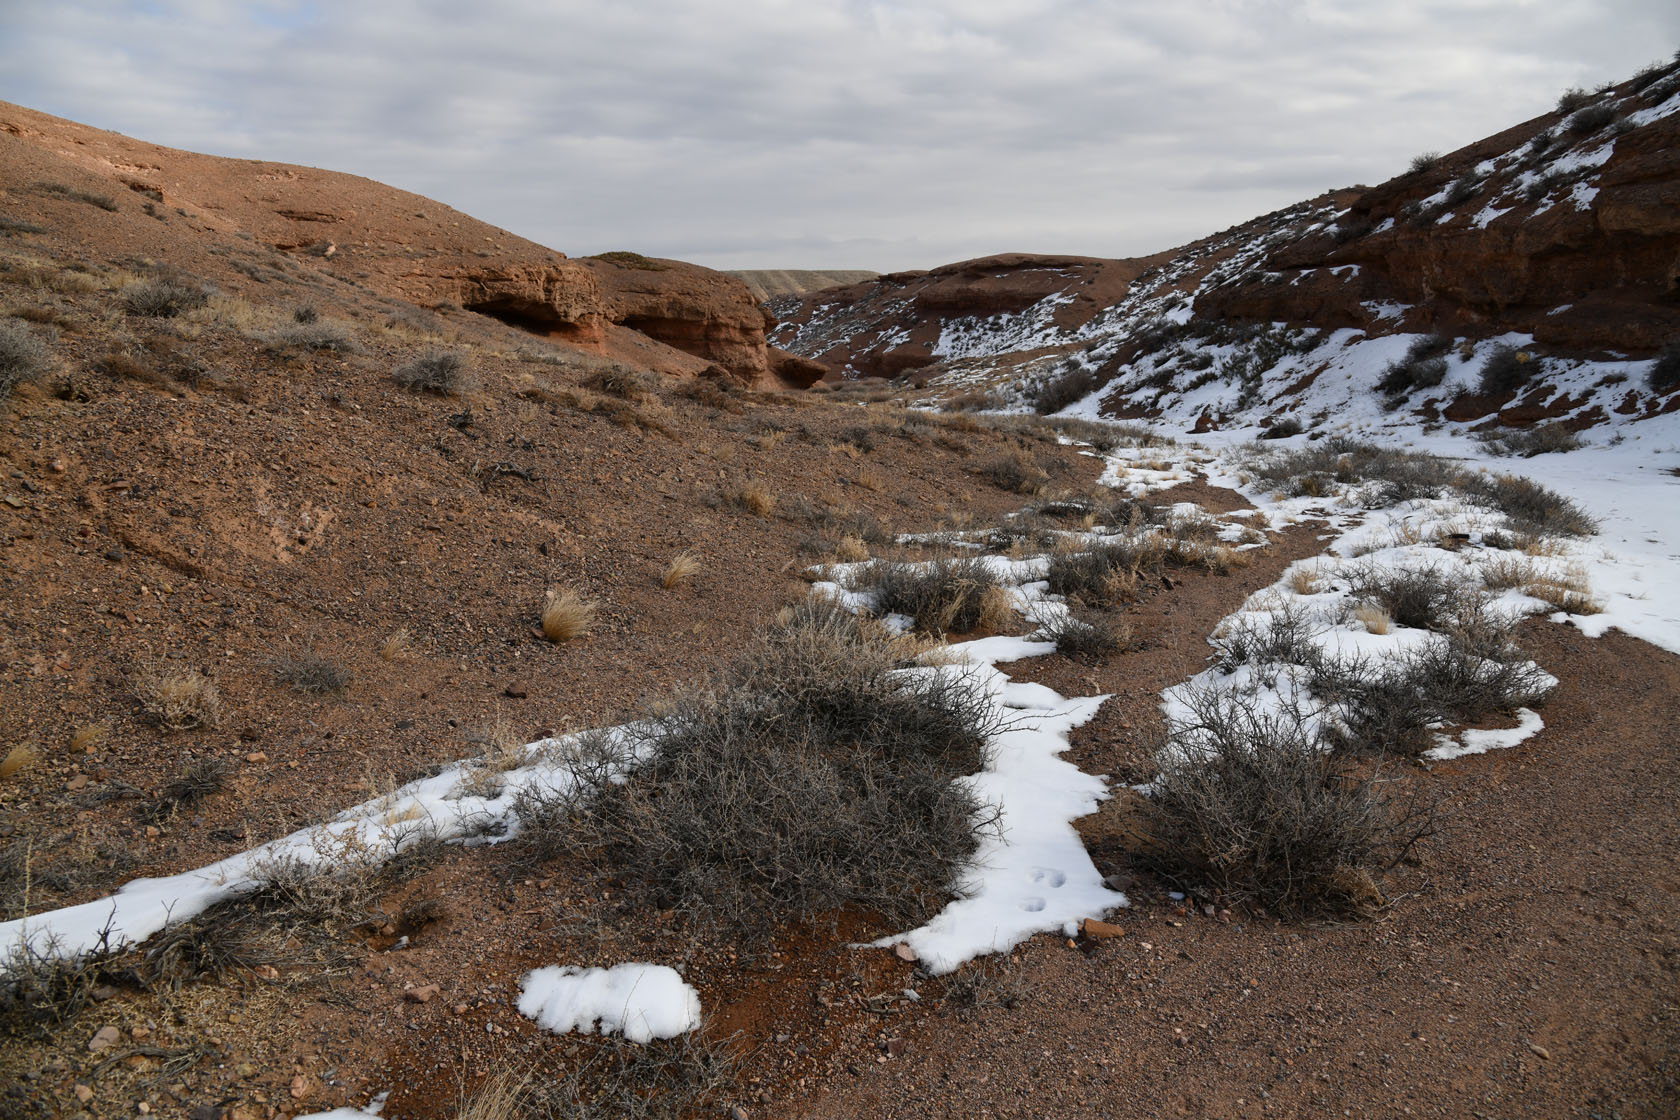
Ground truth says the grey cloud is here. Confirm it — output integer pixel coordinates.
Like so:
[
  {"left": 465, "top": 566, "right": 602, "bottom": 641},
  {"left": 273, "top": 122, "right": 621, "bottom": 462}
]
[{"left": 2, "top": 1, "right": 1676, "bottom": 270}]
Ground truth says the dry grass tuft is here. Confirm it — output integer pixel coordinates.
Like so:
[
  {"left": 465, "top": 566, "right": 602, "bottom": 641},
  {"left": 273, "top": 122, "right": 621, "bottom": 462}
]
[
  {"left": 137, "top": 665, "right": 222, "bottom": 731},
  {"left": 834, "top": 535, "right": 871, "bottom": 563},
  {"left": 0, "top": 743, "right": 37, "bottom": 781},
  {"left": 70, "top": 723, "right": 107, "bottom": 754},
  {"left": 976, "top": 585, "right": 1018, "bottom": 632},
  {"left": 379, "top": 629, "right": 417, "bottom": 663},
  {"left": 662, "top": 552, "right": 702, "bottom": 589},
  {"left": 1352, "top": 602, "right": 1393, "bottom": 634},
  {"left": 732, "top": 477, "right": 776, "bottom": 517},
  {"left": 542, "top": 586, "right": 597, "bottom": 642}
]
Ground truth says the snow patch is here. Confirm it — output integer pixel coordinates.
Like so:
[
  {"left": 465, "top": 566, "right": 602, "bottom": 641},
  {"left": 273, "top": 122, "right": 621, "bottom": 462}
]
[{"left": 518, "top": 964, "right": 701, "bottom": 1043}]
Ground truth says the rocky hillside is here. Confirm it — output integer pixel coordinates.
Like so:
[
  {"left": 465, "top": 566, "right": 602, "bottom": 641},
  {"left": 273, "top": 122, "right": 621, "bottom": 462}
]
[
  {"left": 0, "top": 102, "right": 827, "bottom": 389},
  {"left": 773, "top": 61, "right": 1680, "bottom": 430},
  {"left": 727, "top": 269, "right": 879, "bottom": 302}
]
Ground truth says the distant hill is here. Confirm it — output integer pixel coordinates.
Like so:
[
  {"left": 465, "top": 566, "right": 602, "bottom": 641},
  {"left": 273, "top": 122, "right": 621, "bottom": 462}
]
[{"left": 728, "top": 269, "right": 879, "bottom": 302}]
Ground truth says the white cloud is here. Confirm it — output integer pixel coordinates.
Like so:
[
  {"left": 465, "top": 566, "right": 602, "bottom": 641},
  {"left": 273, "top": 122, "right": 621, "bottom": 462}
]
[{"left": 1, "top": 0, "right": 1674, "bottom": 270}]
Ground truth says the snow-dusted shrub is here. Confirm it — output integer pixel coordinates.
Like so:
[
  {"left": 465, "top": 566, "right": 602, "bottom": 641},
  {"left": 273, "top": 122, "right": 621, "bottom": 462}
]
[
  {"left": 1, "top": 921, "right": 123, "bottom": 1039},
  {"left": 1476, "top": 344, "right": 1537, "bottom": 396},
  {"left": 1376, "top": 335, "right": 1452, "bottom": 399},
  {"left": 1046, "top": 535, "right": 1162, "bottom": 602},
  {"left": 530, "top": 599, "right": 1003, "bottom": 933},
  {"left": 1477, "top": 422, "right": 1584, "bottom": 457},
  {"left": 1649, "top": 344, "right": 1680, "bottom": 395},
  {"left": 1259, "top": 417, "right": 1303, "bottom": 439},
  {"left": 1346, "top": 564, "right": 1460, "bottom": 631},
  {"left": 1142, "top": 688, "right": 1436, "bottom": 916},
  {"left": 1567, "top": 103, "right": 1618, "bottom": 135},
  {"left": 1555, "top": 87, "right": 1594, "bottom": 113},
  {"left": 1460, "top": 472, "right": 1597, "bottom": 538},
  {"left": 1211, "top": 603, "right": 1321, "bottom": 672},
  {"left": 853, "top": 555, "right": 1007, "bottom": 634},
  {"left": 1026, "top": 364, "right": 1096, "bottom": 415}
]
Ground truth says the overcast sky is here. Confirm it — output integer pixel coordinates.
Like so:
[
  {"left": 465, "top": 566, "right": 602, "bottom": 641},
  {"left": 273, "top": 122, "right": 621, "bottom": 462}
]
[{"left": 3, "top": 2, "right": 1675, "bottom": 272}]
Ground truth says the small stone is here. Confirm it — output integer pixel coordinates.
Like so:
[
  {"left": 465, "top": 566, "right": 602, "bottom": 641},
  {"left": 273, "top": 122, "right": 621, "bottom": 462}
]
[
  {"left": 252, "top": 965, "right": 280, "bottom": 981},
  {"left": 885, "top": 1038, "right": 908, "bottom": 1058},
  {"left": 503, "top": 684, "right": 528, "bottom": 699},
  {"left": 232, "top": 1062, "right": 256, "bottom": 1079},
  {"left": 289, "top": 1074, "right": 312, "bottom": 1100},
  {"left": 1528, "top": 1042, "right": 1551, "bottom": 1060},
  {"left": 188, "top": 1106, "right": 220, "bottom": 1120},
  {"left": 74, "top": 1085, "right": 92, "bottom": 1103},
  {"left": 244, "top": 752, "right": 267, "bottom": 763},
  {"left": 88, "top": 1025, "right": 121, "bottom": 1053},
  {"left": 404, "top": 984, "right": 440, "bottom": 1003},
  {"left": 138, "top": 1103, "right": 151, "bottom": 1115},
  {"left": 1081, "top": 917, "right": 1126, "bottom": 940},
  {"left": 130, "top": 1024, "right": 151, "bottom": 1040},
  {"left": 452, "top": 1003, "right": 469, "bottom": 1016},
  {"left": 144, "top": 825, "right": 160, "bottom": 839},
  {"left": 892, "top": 943, "right": 917, "bottom": 963},
  {"left": 729, "top": 1107, "right": 750, "bottom": 1120}
]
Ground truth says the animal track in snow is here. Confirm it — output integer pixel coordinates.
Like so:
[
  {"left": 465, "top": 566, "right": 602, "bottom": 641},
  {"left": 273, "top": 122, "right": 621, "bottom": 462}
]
[{"left": 1031, "top": 867, "right": 1067, "bottom": 888}]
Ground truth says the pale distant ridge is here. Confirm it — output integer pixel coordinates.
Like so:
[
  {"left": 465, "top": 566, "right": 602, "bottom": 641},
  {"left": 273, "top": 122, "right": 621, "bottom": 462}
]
[{"left": 728, "top": 269, "right": 878, "bottom": 302}]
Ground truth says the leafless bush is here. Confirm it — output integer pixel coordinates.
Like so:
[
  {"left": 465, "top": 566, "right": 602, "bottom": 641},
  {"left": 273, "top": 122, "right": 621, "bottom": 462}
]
[
  {"left": 1476, "top": 345, "right": 1537, "bottom": 396},
  {"left": 393, "top": 349, "right": 466, "bottom": 394},
  {"left": 0, "top": 320, "right": 47, "bottom": 398},
  {"left": 1045, "top": 536, "right": 1161, "bottom": 602},
  {"left": 1026, "top": 364, "right": 1097, "bottom": 414},
  {"left": 33, "top": 181, "right": 118, "bottom": 211},
  {"left": 528, "top": 599, "right": 1003, "bottom": 935},
  {"left": 852, "top": 555, "right": 1005, "bottom": 634},
  {"left": 1040, "top": 610, "right": 1128, "bottom": 659},
  {"left": 123, "top": 277, "right": 209, "bottom": 318},
  {"left": 272, "top": 648, "right": 352, "bottom": 694},
  {"left": 268, "top": 319, "right": 358, "bottom": 353},
  {"left": 1141, "top": 688, "right": 1436, "bottom": 916},
  {"left": 519, "top": 1033, "right": 737, "bottom": 1119},
  {"left": 978, "top": 448, "right": 1050, "bottom": 494},
  {"left": 1477, "top": 422, "right": 1583, "bottom": 457},
  {"left": 140, "top": 757, "right": 231, "bottom": 824},
  {"left": 1, "top": 923, "right": 125, "bottom": 1039},
  {"left": 1211, "top": 603, "right": 1321, "bottom": 671},
  {"left": 1647, "top": 343, "right": 1680, "bottom": 394},
  {"left": 137, "top": 666, "right": 222, "bottom": 730},
  {"left": 1459, "top": 472, "right": 1596, "bottom": 537},
  {"left": 1346, "top": 564, "right": 1459, "bottom": 630}
]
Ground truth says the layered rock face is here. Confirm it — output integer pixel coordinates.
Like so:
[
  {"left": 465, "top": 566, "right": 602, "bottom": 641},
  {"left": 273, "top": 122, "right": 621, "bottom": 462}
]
[
  {"left": 0, "top": 101, "right": 795, "bottom": 387},
  {"left": 775, "top": 66, "right": 1680, "bottom": 384}
]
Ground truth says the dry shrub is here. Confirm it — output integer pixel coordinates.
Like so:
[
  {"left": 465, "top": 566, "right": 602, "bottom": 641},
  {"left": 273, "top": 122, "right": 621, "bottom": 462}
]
[
  {"left": 662, "top": 552, "right": 701, "bottom": 589},
  {"left": 0, "top": 319, "right": 48, "bottom": 398},
  {"left": 140, "top": 757, "right": 231, "bottom": 824},
  {"left": 542, "top": 586, "right": 597, "bottom": 642},
  {"left": 1523, "top": 572, "right": 1602, "bottom": 615},
  {"left": 1346, "top": 563, "right": 1462, "bottom": 631},
  {"left": 731, "top": 478, "right": 776, "bottom": 516},
  {"left": 581, "top": 364, "right": 660, "bottom": 403},
  {"left": 267, "top": 319, "right": 358, "bottom": 353},
  {"left": 851, "top": 555, "right": 1005, "bottom": 635},
  {"left": 1, "top": 922, "right": 124, "bottom": 1039},
  {"left": 1140, "top": 688, "right": 1436, "bottom": 916},
  {"left": 1046, "top": 535, "right": 1162, "bottom": 602},
  {"left": 979, "top": 448, "right": 1050, "bottom": 495},
  {"left": 122, "top": 277, "right": 209, "bottom": 318},
  {"left": 1211, "top": 604, "right": 1321, "bottom": 671},
  {"left": 272, "top": 647, "right": 352, "bottom": 694},
  {"left": 1040, "top": 611, "right": 1130, "bottom": 659},
  {"left": 393, "top": 349, "right": 466, "bottom": 394},
  {"left": 519, "top": 599, "right": 1003, "bottom": 934},
  {"left": 137, "top": 665, "right": 222, "bottom": 730},
  {"left": 1459, "top": 472, "right": 1596, "bottom": 538},
  {"left": 1289, "top": 567, "right": 1323, "bottom": 595},
  {"left": 518, "top": 1035, "right": 736, "bottom": 1119},
  {"left": 976, "top": 584, "right": 1018, "bottom": 632},
  {"left": 853, "top": 466, "right": 886, "bottom": 492},
  {"left": 70, "top": 723, "right": 107, "bottom": 754},
  {"left": 834, "top": 535, "right": 870, "bottom": 563},
  {"left": 1477, "top": 422, "right": 1583, "bottom": 457}
]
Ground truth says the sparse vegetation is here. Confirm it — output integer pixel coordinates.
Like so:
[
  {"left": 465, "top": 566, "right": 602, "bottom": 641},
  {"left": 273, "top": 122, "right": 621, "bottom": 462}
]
[
  {"left": 542, "top": 586, "right": 598, "bottom": 642},
  {"left": 0, "top": 320, "right": 48, "bottom": 398},
  {"left": 729, "top": 477, "right": 777, "bottom": 516},
  {"left": 137, "top": 665, "right": 223, "bottom": 730},
  {"left": 1376, "top": 334, "right": 1451, "bottom": 398},
  {"left": 588, "top": 250, "right": 670, "bottom": 270},
  {"left": 1026, "top": 364, "right": 1097, "bottom": 415},
  {"left": 1346, "top": 564, "right": 1459, "bottom": 630},
  {"left": 662, "top": 552, "right": 701, "bottom": 589},
  {"left": 1477, "top": 422, "right": 1583, "bottom": 457},
  {"left": 1556, "top": 87, "right": 1594, "bottom": 113},
  {"left": 979, "top": 448, "right": 1050, "bottom": 494},
  {"left": 379, "top": 629, "right": 417, "bottom": 662},
  {"left": 1567, "top": 103, "right": 1618, "bottom": 135},
  {"left": 519, "top": 599, "right": 1003, "bottom": 933},
  {"left": 1649, "top": 343, "right": 1680, "bottom": 394},
  {"left": 852, "top": 555, "right": 1007, "bottom": 635},
  {"left": 1408, "top": 151, "right": 1441, "bottom": 175},
  {"left": 272, "top": 647, "right": 353, "bottom": 694},
  {"left": 393, "top": 349, "right": 466, "bottom": 394},
  {"left": 1140, "top": 688, "right": 1435, "bottom": 916},
  {"left": 268, "top": 319, "right": 358, "bottom": 353},
  {"left": 33, "top": 181, "right": 118, "bottom": 211},
  {"left": 1040, "top": 610, "right": 1129, "bottom": 658},
  {"left": 1, "top": 923, "right": 124, "bottom": 1039},
  {"left": 123, "top": 277, "right": 209, "bottom": 318}
]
